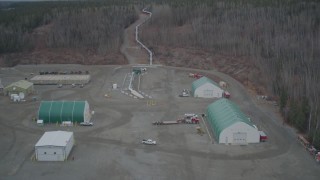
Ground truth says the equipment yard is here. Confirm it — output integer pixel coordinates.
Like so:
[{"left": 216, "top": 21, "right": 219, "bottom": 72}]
[{"left": 0, "top": 64, "right": 319, "bottom": 180}]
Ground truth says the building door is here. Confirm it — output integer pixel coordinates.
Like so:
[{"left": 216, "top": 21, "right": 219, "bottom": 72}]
[
  {"left": 203, "top": 89, "right": 213, "bottom": 97},
  {"left": 233, "top": 132, "right": 247, "bottom": 144}
]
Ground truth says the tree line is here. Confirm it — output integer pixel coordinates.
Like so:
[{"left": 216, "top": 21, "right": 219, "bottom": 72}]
[
  {"left": 0, "top": 0, "right": 139, "bottom": 55},
  {"left": 141, "top": 0, "right": 320, "bottom": 147},
  {"left": 46, "top": 5, "right": 137, "bottom": 55}
]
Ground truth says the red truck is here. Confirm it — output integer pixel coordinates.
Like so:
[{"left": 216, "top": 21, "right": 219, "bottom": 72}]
[
  {"left": 189, "top": 73, "right": 203, "bottom": 79},
  {"left": 259, "top": 131, "right": 268, "bottom": 142},
  {"left": 223, "top": 91, "right": 231, "bottom": 98},
  {"left": 185, "top": 117, "right": 200, "bottom": 124}
]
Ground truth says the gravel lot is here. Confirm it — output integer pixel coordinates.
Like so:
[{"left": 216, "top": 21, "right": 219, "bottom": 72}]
[{"left": 0, "top": 64, "right": 319, "bottom": 180}]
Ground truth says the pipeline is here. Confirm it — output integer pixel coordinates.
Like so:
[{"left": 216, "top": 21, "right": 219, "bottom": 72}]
[{"left": 135, "top": 8, "right": 153, "bottom": 65}]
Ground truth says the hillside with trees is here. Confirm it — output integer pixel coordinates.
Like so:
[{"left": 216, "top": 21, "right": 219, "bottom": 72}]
[
  {"left": 140, "top": 0, "right": 320, "bottom": 147},
  {"left": 0, "top": 0, "right": 139, "bottom": 66}
]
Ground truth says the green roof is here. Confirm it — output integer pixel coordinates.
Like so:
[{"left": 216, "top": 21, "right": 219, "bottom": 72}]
[
  {"left": 191, "top": 77, "right": 219, "bottom": 95},
  {"left": 5, "top": 80, "right": 33, "bottom": 90},
  {"left": 38, "top": 101, "right": 88, "bottom": 123},
  {"left": 206, "top": 99, "right": 253, "bottom": 140}
]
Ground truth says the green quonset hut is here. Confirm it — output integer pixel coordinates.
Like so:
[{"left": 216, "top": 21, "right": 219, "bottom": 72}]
[
  {"left": 206, "top": 99, "right": 259, "bottom": 144},
  {"left": 38, "top": 101, "right": 91, "bottom": 123}
]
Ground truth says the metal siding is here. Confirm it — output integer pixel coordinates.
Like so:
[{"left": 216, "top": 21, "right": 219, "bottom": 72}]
[
  {"left": 61, "top": 101, "right": 74, "bottom": 122},
  {"left": 73, "top": 101, "right": 85, "bottom": 122},
  {"left": 219, "top": 122, "right": 260, "bottom": 144},
  {"left": 38, "top": 101, "right": 51, "bottom": 123},
  {"left": 36, "top": 147, "right": 64, "bottom": 161},
  {"left": 65, "top": 134, "right": 74, "bottom": 158},
  {"left": 198, "top": 83, "right": 214, "bottom": 98},
  {"left": 194, "top": 82, "right": 222, "bottom": 98},
  {"left": 50, "top": 101, "right": 63, "bottom": 123},
  {"left": 83, "top": 101, "right": 91, "bottom": 122},
  {"left": 207, "top": 99, "right": 255, "bottom": 142},
  {"left": 38, "top": 101, "right": 86, "bottom": 123},
  {"left": 4, "top": 80, "right": 33, "bottom": 95},
  {"left": 233, "top": 132, "right": 247, "bottom": 144}
]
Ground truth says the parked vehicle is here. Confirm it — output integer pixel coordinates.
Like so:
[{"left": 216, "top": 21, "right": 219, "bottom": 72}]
[
  {"left": 223, "top": 91, "right": 231, "bottom": 98},
  {"left": 307, "top": 145, "right": 317, "bottom": 156},
  {"left": 189, "top": 73, "right": 203, "bottom": 79},
  {"left": 185, "top": 117, "right": 200, "bottom": 124},
  {"left": 184, "top": 113, "right": 198, "bottom": 118},
  {"left": 259, "top": 131, "right": 268, "bottom": 142},
  {"left": 80, "top": 122, "right": 93, "bottom": 126},
  {"left": 153, "top": 116, "right": 199, "bottom": 125},
  {"left": 142, "top": 139, "right": 156, "bottom": 145},
  {"left": 179, "top": 89, "right": 190, "bottom": 97}
]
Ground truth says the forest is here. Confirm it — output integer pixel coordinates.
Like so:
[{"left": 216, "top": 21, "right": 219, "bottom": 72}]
[
  {"left": 0, "top": 0, "right": 319, "bottom": 148},
  {"left": 0, "top": 0, "right": 140, "bottom": 58},
  {"left": 140, "top": 0, "right": 320, "bottom": 147}
]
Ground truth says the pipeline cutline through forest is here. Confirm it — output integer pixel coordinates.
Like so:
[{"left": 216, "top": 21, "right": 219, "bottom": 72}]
[{"left": 135, "top": 8, "right": 153, "bottom": 65}]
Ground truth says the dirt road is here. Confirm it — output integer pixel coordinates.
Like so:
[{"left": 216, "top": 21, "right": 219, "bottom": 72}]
[{"left": 120, "top": 13, "right": 150, "bottom": 65}]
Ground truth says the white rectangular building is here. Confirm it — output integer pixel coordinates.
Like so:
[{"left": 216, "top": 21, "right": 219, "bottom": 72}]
[{"left": 35, "top": 131, "right": 74, "bottom": 161}]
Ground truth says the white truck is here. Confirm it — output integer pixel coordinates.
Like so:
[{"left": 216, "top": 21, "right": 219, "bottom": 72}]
[
  {"left": 142, "top": 139, "right": 156, "bottom": 145},
  {"left": 179, "top": 89, "right": 190, "bottom": 97}
]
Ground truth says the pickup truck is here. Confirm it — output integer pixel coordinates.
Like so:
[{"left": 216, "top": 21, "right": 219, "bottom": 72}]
[{"left": 142, "top": 139, "right": 156, "bottom": 145}]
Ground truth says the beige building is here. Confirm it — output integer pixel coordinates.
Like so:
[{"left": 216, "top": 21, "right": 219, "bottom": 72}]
[{"left": 4, "top": 80, "right": 34, "bottom": 96}]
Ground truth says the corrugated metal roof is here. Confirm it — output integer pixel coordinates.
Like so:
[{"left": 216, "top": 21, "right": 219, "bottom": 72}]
[
  {"left": 191, "top": 76, "right": 219, "bottom": 94},
  {"left": 35, "top": 131, "right": 73, "bottom": 147},
  {"left": 206, "top": 99, "right": 253, "bottom": 140},
  {"left": 5, "top": 80, "right": 33, "bottom": 89},
  {"left": 30, "top": 75, "right": 90, "bottom": 85}
]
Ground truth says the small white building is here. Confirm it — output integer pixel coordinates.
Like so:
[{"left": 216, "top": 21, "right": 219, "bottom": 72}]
[
  {"left": 35, "top": 131, "right": 74, "bottom": 161},
  {"left": 192, "top": 77, "right": 224, "bottom": 98}
]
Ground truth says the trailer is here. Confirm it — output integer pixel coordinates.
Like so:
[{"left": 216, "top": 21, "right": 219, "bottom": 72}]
[
  {"left": 153, "top": 121, "right": 179, "bottom": 125},
  {"left": 153, "top": 117, "right": 199, "bottom": 125},
  {"left": 189, "top": 73, "right": 203, "bottom": 79}
]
